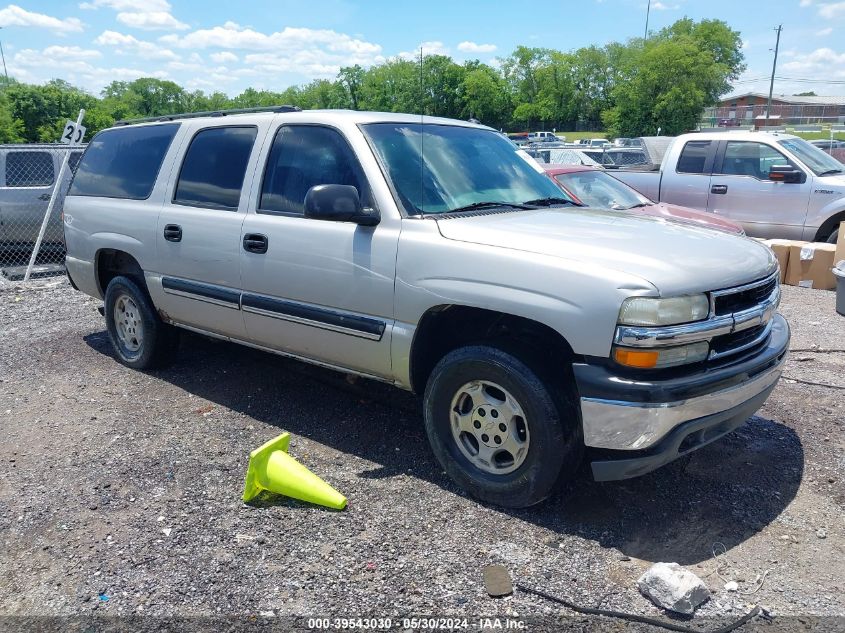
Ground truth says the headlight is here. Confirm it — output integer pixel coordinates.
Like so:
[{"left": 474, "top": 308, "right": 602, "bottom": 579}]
[
  {"left": 618, "top": 295, "right": 709, "bottom": 326},
  {"left": 614, "top": 342, "right": 710, "bottom": 369}
]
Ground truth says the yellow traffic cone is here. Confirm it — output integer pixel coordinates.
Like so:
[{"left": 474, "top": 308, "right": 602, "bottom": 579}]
[{"left": 242, "top": 433, "right": 347, "bottom": 510}]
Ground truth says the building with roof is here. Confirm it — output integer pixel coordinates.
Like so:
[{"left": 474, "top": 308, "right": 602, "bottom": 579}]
[{"left": 708, "top": 92, "right": 845, "bottom": 127}]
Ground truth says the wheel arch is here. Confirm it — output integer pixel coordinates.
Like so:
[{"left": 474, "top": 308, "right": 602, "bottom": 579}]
[
  {"left": 95, "top": 248, "right": 147, "bottom": 296},
  {"left": 814, "top": 209, "right": 845, "bottom": 243},
  {"left": 408, "top": 304, "right": 578, "bottom": 395}
]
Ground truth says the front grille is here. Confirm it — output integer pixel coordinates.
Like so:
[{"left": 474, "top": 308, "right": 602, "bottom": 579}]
[
  {"left": 714, "top": 276, "right": 778, "bottom": 316},
  {"left": 711, "top": 324, "right": 768, "bottom": 356}
]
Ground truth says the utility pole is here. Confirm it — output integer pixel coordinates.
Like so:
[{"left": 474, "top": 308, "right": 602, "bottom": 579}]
[
  {"left": 0, "top": 28, "right": 9, "bottom": 86},
  {"left": 644, "top": 0, "right": 651, "bottom": 40},
  {"left": 766, "top": 24, "right": 783, "bottom": 126}
]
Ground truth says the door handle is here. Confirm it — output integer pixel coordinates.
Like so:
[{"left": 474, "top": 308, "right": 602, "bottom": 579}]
[
  {"left": 163, "top": 224, "right": 182, "bottom": 242},
  {"left": 243, "top": 233, "right": 268, "bottom": 254},
  {"left": 711, "top": 184, "right": 728, "bottom": 194},
  {"left": 38, "top": 193, "right": 51, "bottom": 201}
]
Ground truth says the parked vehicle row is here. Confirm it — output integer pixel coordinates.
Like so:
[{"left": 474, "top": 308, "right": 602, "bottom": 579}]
[
  {"left": 64, "top": 109, "right": 788, "bottom": 508},
  {"left": 614, "top": 131, "right": 845, "bottom": 243}
]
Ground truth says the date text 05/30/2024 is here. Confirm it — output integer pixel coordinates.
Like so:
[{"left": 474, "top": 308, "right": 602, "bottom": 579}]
[{"left": 306, "top": 617, "right": 526, "bottom": 630}]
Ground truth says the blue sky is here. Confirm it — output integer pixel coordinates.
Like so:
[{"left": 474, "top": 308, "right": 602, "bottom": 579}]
[{"left": 0, "top": 0, "right": 842, "bottom": 98}]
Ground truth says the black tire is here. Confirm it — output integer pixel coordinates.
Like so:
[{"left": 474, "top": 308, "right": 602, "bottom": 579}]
[
  {"left": 423, "top": 345, "right": 583, "bottom": 508},
  {"left": 826, "top": 226, "right": 839, "bottom": 245},
  {"left": 104, "top": 275, "right": 178, "bottom": 370}
]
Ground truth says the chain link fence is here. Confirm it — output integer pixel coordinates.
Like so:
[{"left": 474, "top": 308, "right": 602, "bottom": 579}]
[{"left": 0, "top": 145, "right": 84, "bottom": 282}]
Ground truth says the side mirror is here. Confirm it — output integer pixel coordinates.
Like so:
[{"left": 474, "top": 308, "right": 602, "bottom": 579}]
[
  {"left": 304, "top": 184, "right": 380, "bottom": 226},
  {"left": 768, "top": 164, "right": 806, "bottom": 184}
]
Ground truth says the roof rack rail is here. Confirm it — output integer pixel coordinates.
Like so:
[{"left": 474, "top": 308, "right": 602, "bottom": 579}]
[{"left": 114, "top": 105, "right": 301, "bottom": 126}]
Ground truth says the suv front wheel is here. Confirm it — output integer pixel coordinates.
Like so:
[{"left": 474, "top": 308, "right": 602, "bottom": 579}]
[
  {"left": 423, "top": 345, "right": 582, "bottom": 508},
  {"left": 104, "top": 275, "right": 178, "bottom": 370}
]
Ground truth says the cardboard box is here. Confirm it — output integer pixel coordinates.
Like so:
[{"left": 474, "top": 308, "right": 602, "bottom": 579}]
[
  {"left": 762, "top": 239, "right": 805, "bottom": 283},
  {"left": 785, "top": 242, "right": 837, "bottom": 289},
  {"left": 835, "top": 229, "right": 845, "bottom": 267}
]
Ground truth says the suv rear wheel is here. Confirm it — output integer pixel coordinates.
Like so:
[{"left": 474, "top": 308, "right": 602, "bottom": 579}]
[
  {"left": 423, "top": 345, "right": 582, "bottom": 508},
  {"left": 104, "top": 275, "right": 178, "bottom": 369}
]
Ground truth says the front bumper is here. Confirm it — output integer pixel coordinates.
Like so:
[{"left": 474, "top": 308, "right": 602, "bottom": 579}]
[{"left": 574, "top": 313, "right": 789, "bottom": 481}]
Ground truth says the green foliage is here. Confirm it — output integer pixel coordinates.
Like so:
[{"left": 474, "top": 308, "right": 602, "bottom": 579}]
[
  {"left": 0, "top": 17, "right": 745, "bottom": 143},
  {"left": 605, "top": 19, "right": 745, "bottom": 137}
]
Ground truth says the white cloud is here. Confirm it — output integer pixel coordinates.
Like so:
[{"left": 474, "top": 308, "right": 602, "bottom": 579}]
[
  {"left": 161, "top": 22, "right": 381, "bottom": 55},
  {"left": 782, "top": 47, "right": 845, "bottom": 68},
  {"left": 800, "top": 0, "right": 813, "bottom": 5},
  {"left": 651, "top": 1, "right": 680, "bottom": 9},
  {"left": 0, "top": 4, "right": 83, "bottom": 34},
  {"left": 457, "top": 41, "right": 497, "bottom": 54},
  {"left": 397, "top": 40, "right": 449, "bottom": 60},
  {"left": 780, "top": 47, "right": 845, "bottom": 84},
  {"left": 94, "top": 30, "right": 178, "bottom": 61},
  {"left": 818, "top": 1, "right": 845, "bottom": 17},
  {"left": 159, "top": 23, "right": 383, "bottom": 77},
  {"left": 210, "top": 51, "right": 238, "bottom": 63},
  {"left": 81, "top": 0, "right": 171, "bottom": 9},
  {"left": 11, "top": 46, "right": 168, "bottom": 89},
  {"left": 80, "top": 0, "right": 187, "bottom": 30},
  {"left": 117, "top": 11, "right": 188, "bottom": 30},
  {"left": 817, "top": 27, "right": 834, "bottom": 35},
  {"left": 42, "top": 45, "right": 102, "bottom": 60}
]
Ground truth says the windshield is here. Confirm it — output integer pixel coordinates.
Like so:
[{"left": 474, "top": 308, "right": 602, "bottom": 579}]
[
  {"left": 778, "top": 138, "right": 844, "bottom": 176},
  {"left": 362, "top": 123, "right": 565, "bottom": 214},
  {"left": 554, "top": 170, "right": 649, "bottom": 209}
]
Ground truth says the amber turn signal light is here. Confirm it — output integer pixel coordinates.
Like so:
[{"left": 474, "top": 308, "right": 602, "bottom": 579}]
[{"left": 613, "top": 348, "right": 659, "bottom": 369}]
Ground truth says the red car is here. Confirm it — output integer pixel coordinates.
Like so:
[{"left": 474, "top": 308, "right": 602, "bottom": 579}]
[{"left": 544, "top": 165, "right": 744, "bottom": 234}]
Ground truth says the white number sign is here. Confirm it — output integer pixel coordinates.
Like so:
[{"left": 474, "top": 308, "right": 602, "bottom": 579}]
[{"left": 61, "top": 120, "right": 86, "bottom": 144}]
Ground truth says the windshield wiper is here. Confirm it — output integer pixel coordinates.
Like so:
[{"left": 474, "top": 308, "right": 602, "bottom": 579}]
[
  {"left": 446, "top": 201, "right": 532, "bottom": 213},
  {"left": 522, "top": 197, "right": 579, "bottom": 207},
  {"left": 818, "top": 169, "right": 844, "bottom": 176},
  {"left": 617, "top": 202, "right": 650, "bottom": 210}
]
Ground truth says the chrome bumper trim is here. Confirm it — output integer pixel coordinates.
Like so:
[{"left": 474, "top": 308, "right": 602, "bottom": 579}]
[
  {"left": 615, "top": 285, "right": 780, "bottom": 353},
  {"left": 581, "top": 354, "right": 786, "bottom": 451}
]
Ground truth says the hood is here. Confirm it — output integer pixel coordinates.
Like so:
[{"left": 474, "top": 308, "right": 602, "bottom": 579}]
[
  {"left": 435, "top": 208, "right": 776, "bottom": 296},
  {"left": 652, "top": 203, "right": 744, "bottom": 234}
]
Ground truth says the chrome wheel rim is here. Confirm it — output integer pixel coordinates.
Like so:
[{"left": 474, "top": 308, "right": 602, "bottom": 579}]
[
  {"left": 114, "top": 294, "right": 143, "bottom": 353},
  {"left": 449, "top": 380, "right": 530, "bottom": 475}
]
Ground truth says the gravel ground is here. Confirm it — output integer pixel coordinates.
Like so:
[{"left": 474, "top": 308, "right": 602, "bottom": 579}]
[{"left": 1, "top": 279, "right": 844, "bottom": 631}]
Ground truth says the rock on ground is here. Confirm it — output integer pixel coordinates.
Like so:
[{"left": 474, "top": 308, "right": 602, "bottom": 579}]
[{"left": 637, "top": 562, "right": 711, "bottom": 615}]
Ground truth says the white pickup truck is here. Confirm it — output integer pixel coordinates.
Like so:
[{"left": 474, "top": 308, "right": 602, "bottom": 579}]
[{"left": 614, "top": 131, "right": 845, "bottom": 243}]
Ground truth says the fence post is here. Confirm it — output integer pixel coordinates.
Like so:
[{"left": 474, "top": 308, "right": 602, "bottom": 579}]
[{"left": 23, "top": 109, "right": 85, "bottom": 283}]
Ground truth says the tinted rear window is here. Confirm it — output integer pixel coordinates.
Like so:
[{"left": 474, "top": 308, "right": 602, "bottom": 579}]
[
  {"left": 174, "top": 126, "right": 257, "bottom": 210},
  {"left": 69, "top": 124, "right": 179, "bottom": 199},
  {"left": 676, "top": 140, "right": 711, "bottom": 174},
  {"left": 6, "top": 151, "right": 54, "bottom": 187}
]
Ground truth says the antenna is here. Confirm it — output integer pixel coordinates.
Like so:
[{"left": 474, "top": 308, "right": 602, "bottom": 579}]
[{"left": 420, "top": 46, "right": 424, "bottom": 213}]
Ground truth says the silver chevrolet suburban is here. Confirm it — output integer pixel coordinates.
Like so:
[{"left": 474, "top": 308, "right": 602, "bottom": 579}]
[{"left": 63, "top": 107, "right": 789, "bottom": 508}]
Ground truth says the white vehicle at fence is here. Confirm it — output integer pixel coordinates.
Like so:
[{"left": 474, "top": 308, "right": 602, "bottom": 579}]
[{"left": 0, "top": 144, "right": 85, "bottom": 273}]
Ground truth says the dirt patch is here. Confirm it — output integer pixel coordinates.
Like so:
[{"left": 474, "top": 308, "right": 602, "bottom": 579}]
[{"left": 1, "top": 282, "right": 844, "bottom": 627}]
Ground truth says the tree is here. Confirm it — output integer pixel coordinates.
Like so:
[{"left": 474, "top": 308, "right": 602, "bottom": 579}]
[
  {"left": 604, "top": 19, "right": 745, "bottom": 137},
  {"left": 460, "top": 64, "right": 510, "bottom": 128},
  {"left": 0, "top": 93, "right": 24, "bottom": 143},
  {"left": 338, "top": 65, "right": 365, "bottom": 109}
]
